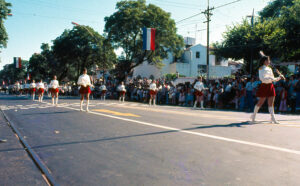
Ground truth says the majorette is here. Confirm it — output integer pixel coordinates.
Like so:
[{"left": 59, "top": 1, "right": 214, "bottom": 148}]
[
  {"left": 29, "top": 80, "right": 36, "bottom": 100},
  {"left": 117, "top": 82, "right": 126, "bottom": 102},
  {"left": 36, "top": 80, "right": 45, "bottom": 102},
  {"left": 251, "top": 54, "right": 284, "bottom": 124},
  {"left": 149, "top": 80, "right": 158, "bottom": 106},
  {"left": 193, "top": 76, "right": 205, "bottom": 109},
  {"left": 49, "top": 75, "right": 59, "bottom": 106},
  {"left": 77, "top": 68, "right": 92, "bottom": 112}
]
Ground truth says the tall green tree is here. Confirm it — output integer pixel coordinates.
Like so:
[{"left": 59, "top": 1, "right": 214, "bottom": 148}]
[
  {"left": 0, "top": 60, "right": 28, "bottom": 83},
  {"left": 213, "top": 0, "right": 300, "bottom": 74},
  {"left": 0, "top": 0, "right": 11, "bottom": 50},
  {"left": 259, "top": 0, "right": 294, "bottom": 19},
  {"left": 52, "top": 25, "right": 116, "bottom": 81},
  {"left": 104, "top": 0, "right": 184, "bottom": 80}
]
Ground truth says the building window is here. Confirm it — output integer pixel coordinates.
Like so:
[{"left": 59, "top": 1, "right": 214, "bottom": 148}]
[{"left": 196, "top": 51, "right": 200, "bottom": 58}]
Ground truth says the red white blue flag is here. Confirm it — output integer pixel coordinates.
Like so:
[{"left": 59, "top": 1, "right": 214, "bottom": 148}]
[
  {"left": 14, "top": 57, "right": 22, "bottom": 68},
  {"left": 27, "top": 73, "right": 30, "bottom": 80},
  {"left": 143, "top": 28, "right": 155, "bottom": 51}
]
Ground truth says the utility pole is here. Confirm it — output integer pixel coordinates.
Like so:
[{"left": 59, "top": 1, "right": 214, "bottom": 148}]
[{"left": 203, "top": 0, "right": 213, "bottom": 80}]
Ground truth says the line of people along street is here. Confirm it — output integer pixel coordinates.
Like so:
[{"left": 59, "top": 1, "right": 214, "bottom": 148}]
[{"left": 1, "top": 65, "right": 300, "bottom": 115}]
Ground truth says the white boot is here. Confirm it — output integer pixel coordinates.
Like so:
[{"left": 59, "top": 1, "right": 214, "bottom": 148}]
[
  {"left": 41, "top": 96, "right": 43, "bottom": 102},
  {"left": 200, "top": 101, "right": 204, "bottom": 109},
  {"left": 122, "top": 97, "right": 125, "bottom": 102},
  {"left": 52, "top": 98, "right": 55, "bottom": 105},
  {"left": 55, "top": 97, "right": 58, "bottom": 106},
  {"left": 38, "top": 96, "right": 41, "bottom": 102},
  {"left": 119, "top": 97, "right": 122, "bottom": 102},
  {"left": 149, "top": 98, "right": 152, "bottom": 106},
  {"left": 32, "top": 94, "right": 35, "bottom": 101},
  {"left": 103, "top": 96, "right": 106, "bottom": 101},
  {"left": 251, "top": 105, "right": 260, "bottom": 123},
  {"left": 86, "top": 100, "right": 89, "bottom": 112},
  {"left": 193, "top": 101, "right": 197, "bottom": 108},
  {"left": 153, "top": 99, "right": 156, "bottom": 106},
  {"left": 269, "top": 107, "right": 279, "bottom": 124},
  {"left": 80, "top": 100, "right": 83, "bottom": 111}
]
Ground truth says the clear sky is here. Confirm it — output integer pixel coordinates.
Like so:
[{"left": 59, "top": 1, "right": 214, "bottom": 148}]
[{"left": 0, "top": 0, "right": 271, "bottom": 70}]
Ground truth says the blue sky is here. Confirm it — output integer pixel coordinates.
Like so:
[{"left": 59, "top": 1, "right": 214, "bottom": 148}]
[{"left": 0, "top": 0, "right": 270, "bottom": 70}]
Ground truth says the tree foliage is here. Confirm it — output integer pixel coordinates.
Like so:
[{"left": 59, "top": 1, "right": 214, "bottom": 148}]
[
  {"left": 52, "top": 26, "right": 116, "bottom": 81},
  {"left": 0, "top": 60, "right": 28, "bottom": 83},
  {"left": 213, "top": 0, "right": 300, "bottom": 74},
  {"left": 0, "top": 0, "right": 11, "bottom": 49},
  {"left": 104, "top": 0, "right": 184, "bottom": 80}
]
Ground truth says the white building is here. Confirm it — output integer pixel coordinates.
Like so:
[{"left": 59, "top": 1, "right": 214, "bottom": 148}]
[{"left": 133, "top": 37, "right": 231, "bottom": 79}]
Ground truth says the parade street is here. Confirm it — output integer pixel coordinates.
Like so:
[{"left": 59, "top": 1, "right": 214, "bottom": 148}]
[{"left": 1, "top": 95, "right": 300, "bottom": 186}]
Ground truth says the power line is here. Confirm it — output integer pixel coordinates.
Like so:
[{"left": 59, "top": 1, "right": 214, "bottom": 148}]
[
  {"left": 176, "top": 0, "right": 243, "bottom": 24},
  {"left": 149, "top": 0, "right": 201, "bottom": 7},
  {"left": 214, "top": 0, "right": 242, "bottom": 10}
]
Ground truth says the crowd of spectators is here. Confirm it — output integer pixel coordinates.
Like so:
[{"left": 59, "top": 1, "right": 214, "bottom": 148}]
[{"left": 2, "top": 70, "right": 300, "bottom": 113}]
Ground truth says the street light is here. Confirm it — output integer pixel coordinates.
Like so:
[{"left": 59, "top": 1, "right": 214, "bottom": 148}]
[{"left": 71, "top": 22, "right": 106, "bottom": 82}]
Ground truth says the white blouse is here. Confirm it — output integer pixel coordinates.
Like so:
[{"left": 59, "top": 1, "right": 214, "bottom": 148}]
[
  {"left": 194, "top": 81, "right": 205, "bottom": 91},
  {"left": 259, "top": 66, "right": 280, "bottom": 84},
  {"left": 50, "top": 80, "right": 59, "bottom": 89},
  {"left": 77, "top": 74, "right": 91, "bottom": 87}
]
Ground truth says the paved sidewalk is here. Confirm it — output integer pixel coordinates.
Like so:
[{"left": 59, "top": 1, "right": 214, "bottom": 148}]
[{"left": 0, "top": 111, "right": 47, "bottom": 186}]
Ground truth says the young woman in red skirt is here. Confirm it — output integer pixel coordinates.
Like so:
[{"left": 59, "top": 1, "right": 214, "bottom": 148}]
[
  {"left": 30, "top": 80, "right": 36, "bottom": 100},
  {"left": 193, "top": 77, "right": 205, "bottom": 109},
  {"left": 50, "top": 75, "right": 59, "bottom": 106},
  {"left": 251, "top": 55, "right": 284, "bottom": 124},
  {"left": 149, "top": 80, "right": 158, "bottom": 106},
  {"left": 37, "top": 80, "right": 45, "bottom": 102},
  {"left": 77, "top": 68, "right": 92, "bottom": 112},
  {"left": 117, "top": 82, "right": 126, "bottom": 102}
]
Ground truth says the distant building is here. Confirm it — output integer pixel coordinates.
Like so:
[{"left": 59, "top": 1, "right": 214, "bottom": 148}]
[{"left": 133, "top": 37, "right": 232, "bottom": 79}]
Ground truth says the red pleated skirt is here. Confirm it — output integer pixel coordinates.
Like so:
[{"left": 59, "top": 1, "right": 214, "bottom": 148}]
[
  {"left": 38, "top": 88, "right": 44, "bottom": 94},
  {"left": 119, "top": 91, "right": 126, "bottom": 96},
  {"left": 50, "top": 88, "right": 59, "bottom": 94},
  {"left": 149, "top": 90, "right": 157, "bottom": 96},
  {"left": 30, "top": 88, "right": 36, "bottom": 93},
  {"left": 79, "top": 86, "right": 91, "bottom": 94},
  {"left": 256, "top": 83, "right": 276, "bottom": 97},
  {"left": 194, "top": 90, "right": 203, "bottom": 96}
]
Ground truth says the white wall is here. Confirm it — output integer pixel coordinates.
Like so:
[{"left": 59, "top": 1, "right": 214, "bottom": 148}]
[
  {"left": 209, "top": 66, "right": 231, "bottom": 79},
  {"left": 132, "top": 61, "right": 162, "bottom": 79}
]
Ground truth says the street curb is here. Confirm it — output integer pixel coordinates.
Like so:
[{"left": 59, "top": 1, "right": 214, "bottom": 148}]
[{"left": 0, "top": 109, "right": 58, "bottom": 186}]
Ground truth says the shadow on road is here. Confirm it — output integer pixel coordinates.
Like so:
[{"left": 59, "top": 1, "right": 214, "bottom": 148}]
[
  {"left": 30, "top": 121, "right": 253, "bottom": 150},
  {"left": 22, "top": 111, "right": 75, "bottom": 115}
]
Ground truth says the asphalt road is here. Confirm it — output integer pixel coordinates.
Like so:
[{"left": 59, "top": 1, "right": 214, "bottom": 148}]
[{"left": 1, "top": 95, "right": 300, "bottom": 186}]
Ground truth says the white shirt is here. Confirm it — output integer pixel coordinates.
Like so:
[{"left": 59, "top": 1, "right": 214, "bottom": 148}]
[
  {"left": 194, "top": 81, "right": 205, "bottom": 91},
  {"left": 149, "top": 83, "right": 157, "bottom": 91},
  {"left": 77, "top": 74, "right": 91, "bottom": 87},
  {"left": 50, "top": 80, "right": 59, "bottom": 89},
  {"left": 100, "top": 85, "right": 107, "bottom": 91},
  {"left": 15, "top": 83, "right": 20, "bottom": 89},
  {"left": 37, "top": 82, "right": 45, "bottom": 89},
  {"left": 118, "top": 85, "right": 126, "bottom": 91},
  {"left": 30, "top": 83, "right": 36, "bottom": 88},
  {"left": 259, "top": 65, "right": 280, "bottom": 84}
]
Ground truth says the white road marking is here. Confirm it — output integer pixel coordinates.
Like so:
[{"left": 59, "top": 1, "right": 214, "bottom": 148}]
[{"left": 56, "top": 104, "right": 300, "bottom": 155}]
